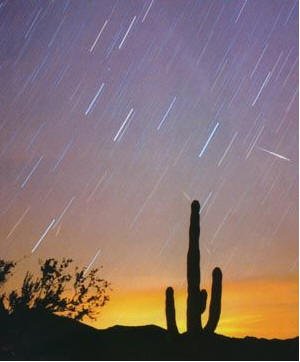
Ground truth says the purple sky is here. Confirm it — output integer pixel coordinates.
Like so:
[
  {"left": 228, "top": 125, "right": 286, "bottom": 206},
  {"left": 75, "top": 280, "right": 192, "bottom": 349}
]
[{"left": 0, "top": 0, "right": 298, "bottom": 305}]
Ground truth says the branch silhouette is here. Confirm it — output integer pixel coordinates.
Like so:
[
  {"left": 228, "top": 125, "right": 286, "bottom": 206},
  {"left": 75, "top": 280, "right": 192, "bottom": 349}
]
[{"left": 1, "top": 258, "right": 110, "bottom": 322}]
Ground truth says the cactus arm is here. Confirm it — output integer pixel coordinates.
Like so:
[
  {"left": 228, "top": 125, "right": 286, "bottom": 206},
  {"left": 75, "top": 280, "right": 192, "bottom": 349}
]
[
  {"left": 165, "top": 287, "right": 179, "bottom": 335},
  {"left": 204, "top": 267, "right": 222, "bottom": 334}
]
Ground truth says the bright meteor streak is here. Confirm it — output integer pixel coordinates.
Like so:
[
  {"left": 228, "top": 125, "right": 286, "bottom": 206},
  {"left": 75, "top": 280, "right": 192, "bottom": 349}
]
[
  {"left": 198, "top": 122, "right": 220, "bottom": 158},
  {"left": 31, "top": 218, "right": 56, "bottom": 253},
  {"left": 118, "top": 16, "right": 136, "bottom": 49},
  {"left": 85, "top": 83, "right": 105, "bottom": 115},
  {"left": 84, "top": 249, "right": 101, "bottom": 275},
  {"left": 257, "top": 146, "right": 291, "bottom": 161},
  {"left": 89, "top": 20, "right": 108, "bottom": 53},
  {"left": 113, "top": 108, "right": 134, "bottom": 142}
]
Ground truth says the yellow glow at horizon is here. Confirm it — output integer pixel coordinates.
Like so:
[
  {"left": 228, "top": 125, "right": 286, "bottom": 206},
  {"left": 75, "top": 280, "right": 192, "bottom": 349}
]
[{"left": 89, "top": 275, "right": 298, "bottom": 339}]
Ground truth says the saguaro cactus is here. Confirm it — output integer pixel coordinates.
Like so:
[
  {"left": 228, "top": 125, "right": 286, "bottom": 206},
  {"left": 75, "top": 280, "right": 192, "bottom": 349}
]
[
  {"left": 165, "top": 200, "right": 223, "bottom": 336},
  {"left": 165, "top": 287, "right": 178, "bottom": 335}
]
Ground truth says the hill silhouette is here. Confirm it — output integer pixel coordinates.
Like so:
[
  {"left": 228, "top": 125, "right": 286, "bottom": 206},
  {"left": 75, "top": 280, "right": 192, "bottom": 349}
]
[
  {"left": 1, "top": 309, "right": 298, "bottom": 360},
  {"left": 1, "top": 200, "right": 298, "bottom": 360}
]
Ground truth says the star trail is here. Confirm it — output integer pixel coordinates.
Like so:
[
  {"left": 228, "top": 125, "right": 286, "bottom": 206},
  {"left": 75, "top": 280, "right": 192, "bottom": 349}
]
[{"left": 0, "top": 0, "right": 298, "bottom": 338}]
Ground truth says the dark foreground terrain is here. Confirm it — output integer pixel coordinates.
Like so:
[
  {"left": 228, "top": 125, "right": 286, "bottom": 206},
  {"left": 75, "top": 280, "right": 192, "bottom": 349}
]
[{"left": 0, "top": 311, "right": 298, "bottom": 360}]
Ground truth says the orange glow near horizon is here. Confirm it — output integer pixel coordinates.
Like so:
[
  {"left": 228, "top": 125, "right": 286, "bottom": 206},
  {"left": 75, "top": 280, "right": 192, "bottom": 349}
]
[{"left": 89, "top": 275, "right": 298, "bottom": 339}]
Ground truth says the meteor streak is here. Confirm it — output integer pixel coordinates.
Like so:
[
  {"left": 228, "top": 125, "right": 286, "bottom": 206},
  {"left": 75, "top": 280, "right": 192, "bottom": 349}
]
[
  {"left": 118, "top": 16, "right": 136, "bottom": 49},
  {"left": 257, "top": 146, "right": 291, "bottom": 161},
  {"left": 85, "top": 83, "right": 105, "bottom": 115},
  {"left": 31, "top": 218, "right": 56, "bottom": 253},
  {"left": 85, "top": 249, "right": 101, "bottom": 275},
  {"left": 113, "top": 108, "right": 134, "bottom": 142},
  {"left": 198, "top": 122, "right": 220, "bottom": 158},
  {"left": 90, "top": 20, "right": 108, "bottom": 53}
]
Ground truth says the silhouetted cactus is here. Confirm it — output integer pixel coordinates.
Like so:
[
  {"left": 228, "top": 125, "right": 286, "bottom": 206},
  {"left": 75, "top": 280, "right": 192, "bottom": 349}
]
[
  {"left": 165, "top": 287, "right": 178, "bottom": 335},
  {"left": 165, "top": 200, "right": 223, "bottom": 336}
]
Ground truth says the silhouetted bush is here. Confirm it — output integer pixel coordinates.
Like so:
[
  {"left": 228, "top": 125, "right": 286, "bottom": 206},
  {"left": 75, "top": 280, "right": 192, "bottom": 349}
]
[
  {"left": 0, "top": 257, "right": 110, "bottom": 321},
  {"left": 0, "top": 259, "right": 15, "bottom": 318},
  {"left": 0, "top": 259, "right": 15, "bottom": 286}
]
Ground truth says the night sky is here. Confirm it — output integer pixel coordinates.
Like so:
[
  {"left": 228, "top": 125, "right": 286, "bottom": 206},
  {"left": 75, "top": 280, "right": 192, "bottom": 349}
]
[{"left": 0, "top": 0, "right": 298, "bottom": 338}]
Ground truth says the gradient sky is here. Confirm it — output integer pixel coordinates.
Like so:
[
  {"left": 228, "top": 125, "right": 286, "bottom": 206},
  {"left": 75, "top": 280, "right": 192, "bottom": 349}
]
[{"left": 0, "top": 0, "right": 298, "bottom": 338}]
